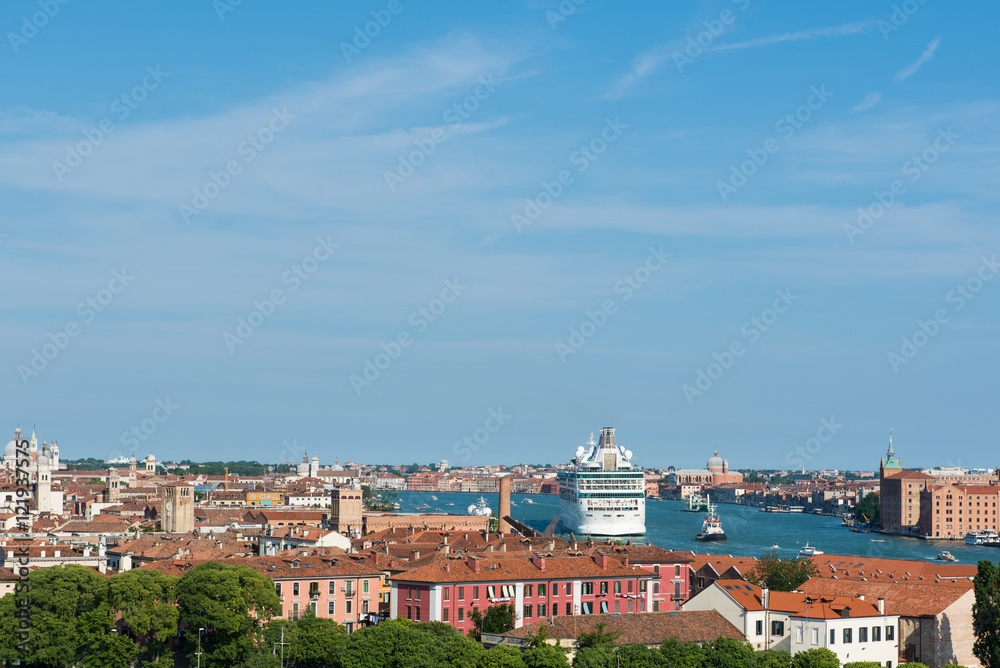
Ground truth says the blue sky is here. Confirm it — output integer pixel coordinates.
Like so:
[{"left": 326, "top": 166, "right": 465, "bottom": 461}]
[{"left": 2, "top": 1, "right": 998, "bottom": 470}]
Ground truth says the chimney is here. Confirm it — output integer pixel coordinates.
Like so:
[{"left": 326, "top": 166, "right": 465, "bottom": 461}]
[
  {"left": 546, "top": 540, "right": 555, "bottom": 551},
  {"left": 469, "top": 557, "right": 480, "bottom": 573},
  {"left": 533, "top": 555, "right": 546, "bottom": 571},
  {"left": 594, "top": 553, "right": 608, "bottom": 570},
  {"left": 500, "top": 542, "right": 506, "bottom": 552},
  {"left": 445, "top": 563, "right": 451, "bottom": 573},
  {"left": 877, "top": 597, "right": 885, "bottom": 615},
  {"left": 410, "top": 551, "right": 420, "bottom": 561},
  {"left": 840, "top": 606, "right": 852, "bottom": 618},
  {"left": 762, "top": 586, "right": 769, "bottom": 609},
  {"left": 499, "top": 477, "right": 512, "bottom": 534}
]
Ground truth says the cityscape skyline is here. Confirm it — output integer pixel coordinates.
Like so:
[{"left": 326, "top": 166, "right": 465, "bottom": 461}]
[{"left": 3, "top": 2, "right": 999, "bottom": 467}]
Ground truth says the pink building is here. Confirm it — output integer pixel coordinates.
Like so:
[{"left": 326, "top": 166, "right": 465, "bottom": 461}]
[{"left": 390, "top": 552, "right": 655, "bottom": 635}]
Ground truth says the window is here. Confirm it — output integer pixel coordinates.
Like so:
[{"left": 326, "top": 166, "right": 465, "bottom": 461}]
[
  {"left": 328, "top": 600, "right": 336, "bottom": 615},
  {"left": 567, "top": 583, "right": 572, "bottom": 596},
  {"left": 582, "top": 582, "right": 594, "bottom": 595},
  {"left": 860, "top": 627, "right": 868, "bottom": 643},
  {"left": 538, "top": 584, "right": 546, "bottom": 597},
  {"left": 525, "top": 584, "right": 533, "bottom": 597},
  {"left": 473, "top": 586, "right": 479, "bottom": 599},
  {"left": 600, "top": 581, "right": 608, "bottom": 595},
  {"left": 414, "top": 588, "right": 419, "bottom": 601},
  {"left": 276, "top": 583, "right": 282, "bottom": 597},
  {"left": 414, "top": 606, "right": 419, "bottom": 621},
  {"left": 830, "top": 629, "right": 835, "bottom": 645},
  {"left": 654, "top": 582, "right": 660, "bottom": 594},
  {"left": 487, "top": 586, "right": 496, "bottom": 599},
  {"left": 675, "top": 564, "right": 681, "bottom": 577},
  {"left": 458, "top": 586, "right": 464, "bottom": 601},
  {"left": 293, "top": 582, "right": 300, "bottom": 596},
  {"left": 772, "top": 621, "right": 784, "bottom": 636},
  {"left": 566, "top": 603, "right": 572, "bottom": 616},
  {"left": 538, "top": 602, "right": 547, "bottom": 617},
  {"left": 582, "top": 601, "right": 592, "bottom": 614},
  {"left": 329, "top": 581, "right": 336, "bottom": 595},
  {"left": 639, "top": 580, "right": 647, "bottom": 593},
  {"left": 443, "top": 608, "right": 449, "bottom": 622},
  {"left": 524, "top": 605, "right": 533, "bottom": 619},
  {"left": 615, "top": 601, "right": 619, "bottom": 613},
  {"left": 812, "top": 628, "right": 819, "bottom": 645},
  {"left": 614, "top": 581, "right": 622, "bottom": 594},
  {"left": 309, "top": 582, "right": 319, "bottom": 597},
  {"left": 458, "top": 608, "right": 464, "bottom": 621},
  {"left": 310, "top": 601, "right": 317, "bottom": 615},
  {"left": 627, "top": 600, "right": 633, "bottom": 613},
  {"left": 886, "top": 625, "right": 894, "bottom": 641},
  {"left": 346, "top": 600, "right": 352, "bottom": 614},
  {"left": 407, "top": 587, "right": 412, "bottom": 600},
  {"left": 628, "top": 581, "right": 633, "bottom": 593},
  {"left": 873, "top": 626, "right": 882, "bottom": 642},
  {"left": 653, "top": 601, "right": 659, "bottom": 612},
  {"left": 796, "top": 627, "right": 803, "bottom": 643},
  {"left": 756, "top": 620, "right": 763, "bottom": 636},
  {"left": 363, "top": 580, "right": 369, "bottom": 594},
  {"left": 654, "top": 565, "right": 660, "bottom": 575},
  {"left": 346, "top": 582, "right": 354, "bottom": 597},
  {"left": 844, "top": 628, "right": 853, "bottom": 644},
  {"left": 443, "top": 588, "right": 450, "bottom": 602}
]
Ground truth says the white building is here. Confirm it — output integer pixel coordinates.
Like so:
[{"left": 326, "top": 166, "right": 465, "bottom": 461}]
[
  {"left": 684, "top": 580, "right": 899, "bottom": 666},
  {"left": 3, "top": 426, "right": 64, "bottom": 516}
]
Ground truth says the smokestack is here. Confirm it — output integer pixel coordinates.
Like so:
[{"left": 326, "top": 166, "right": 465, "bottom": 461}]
[{"left": 499, "top": 477, "right": 512, "bottom": 534}]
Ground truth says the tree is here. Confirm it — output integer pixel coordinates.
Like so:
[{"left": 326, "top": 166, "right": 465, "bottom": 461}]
[
  {"left": 617, "top": 643, "right": 667, "bottom": 668},
  {"left": 573, "top": 646, "right": 617, "bottom": 668},
  {"left": 109, "top": 568, "right": 180, "bottom": 668},
  {"left": 176, "top": 562, "right": 281, "bottom": 668},
  {"left": 855, "top": 493, "right": 880, "bottom": 527},
  {"left": 701, "top": 637, "right": 756, "bottom": 668},
  {"left": 843, "top": 663, "right": 881, "bottom": 668},
  {"left": 746, "top": 550, "right": 819, "bottom": 591},
  {"left": 974, "top": 560, "right": 1000, "bottom": 668},
  {"left": 287, "top": 612, "right": 347, "bottom": 667},
  {"left": 758, "top": 650, "right": 793, "bottom": 668},
  {"left": 479, "top": 645, "right": 529, "bottom": 668},
  {"left": 527, "top": 624, "right": 553, "bottom": 648},
  {"left": 660, "top": 637, "right": 705, "bottom": 668},
  {"left": 792, "top": 647, "right": 841, "bottom": 668},
  {"left": 523, "top": 644, "right": 570, "bottom": 668},
  {"left": 470, "top": 603, "right": 517, "bottom": 641},
  {"left": 577, "top": 623, "right": 621, "bottom": 649}
]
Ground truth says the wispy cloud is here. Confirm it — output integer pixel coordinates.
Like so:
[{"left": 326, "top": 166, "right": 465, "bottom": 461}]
[
  {"left": 896, "top": 37, "right": 941, "bottom": 81},
  {"left": 850, "top": 91, "right": 882, "bottom": 113},
  {"left": 710, "top": 20, "right": 876, "bottom": 52},
  {"left": 611, "top": 20, "right": 876, "bottom": 96}
]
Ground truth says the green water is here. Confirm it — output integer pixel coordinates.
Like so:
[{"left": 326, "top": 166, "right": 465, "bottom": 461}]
[{"left": 394, "top": 491, "right": 997, "bottom": 565}]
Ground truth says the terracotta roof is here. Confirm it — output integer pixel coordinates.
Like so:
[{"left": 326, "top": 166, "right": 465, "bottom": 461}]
[
  {"left": 797, "top": 577, "right": 972, "bottom": 617},
  {"left": 138, "top": 555, "right": 382, "bottom": 579},
  {"left": 883, "top": 471, "right": 935, "bottom": 480},
  {"left": 394, "top": 553, "right": 654, "bottom": 584},
  {"left": 712, "top": 581, "right": 887, "bottom": 619},
  {"left": 504, "top": 610, "right": 744, "bottom": 644},
  {"left": 808, "top": 554, "right": 977, "bottom": 583},
  {"left": 688, "top": 554, "right": 758, "bottom": 576}
]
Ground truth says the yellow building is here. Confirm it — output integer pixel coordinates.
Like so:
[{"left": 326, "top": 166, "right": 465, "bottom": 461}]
[{"left": 245, "top": 488, "right": 282, "bottom": 506}]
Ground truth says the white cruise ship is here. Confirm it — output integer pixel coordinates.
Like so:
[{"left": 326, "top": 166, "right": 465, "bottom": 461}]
[{"left": 557, "top": 427, "right": 645, "bottom": 536}]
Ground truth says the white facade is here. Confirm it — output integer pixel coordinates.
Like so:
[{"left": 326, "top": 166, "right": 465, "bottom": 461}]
[{"left": 790, "top": 613, "right": 900, "bottom": 667}]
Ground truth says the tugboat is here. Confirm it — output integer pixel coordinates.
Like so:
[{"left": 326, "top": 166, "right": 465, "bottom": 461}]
[{"left": 695, "top": 495, "right": 727, "bottom": 542}]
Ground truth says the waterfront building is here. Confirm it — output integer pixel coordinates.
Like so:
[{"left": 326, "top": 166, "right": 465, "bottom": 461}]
[
  {"left": 669, "top": 450, "right": 744, "bottom": 486},
  {"left": 390, "top": 552, "right": 654, "bottom": 633},
  {"left": 919, "top": 483, "right": 1000, "bottom": 539}
]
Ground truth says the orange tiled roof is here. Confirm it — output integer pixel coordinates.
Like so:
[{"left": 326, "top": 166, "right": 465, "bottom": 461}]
[{"left": 797, "top": 576, "right": 972, "bottom": 617}]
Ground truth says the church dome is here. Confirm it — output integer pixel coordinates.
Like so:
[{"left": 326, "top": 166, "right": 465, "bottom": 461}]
[
  {"left": 707, "top": 449, "right": 724, "bottom": 471},
  {"left": 3, "top": 439, "right": 17, "bottom": 460}
]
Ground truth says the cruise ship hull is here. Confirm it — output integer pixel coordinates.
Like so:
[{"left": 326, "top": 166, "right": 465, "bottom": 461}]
[{"left": 559, "top": 498, "right": 646, "bottom": 536}]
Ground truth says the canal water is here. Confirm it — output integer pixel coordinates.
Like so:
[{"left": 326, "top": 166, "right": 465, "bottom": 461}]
[{"left": 392, "top": 491, "right": 998, "bottom": 565}]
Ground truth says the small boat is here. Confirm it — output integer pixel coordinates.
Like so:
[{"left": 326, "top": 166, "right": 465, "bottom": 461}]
[
  {"left": 523, "top": 498, "right": 534, "bottom": 504},
  {"left": 430, "top": 495, "right": 438, "bottom": 500},
  {"left": 770, "top": 544, "right": 780, "bottom": 549},
  {"left": 871, "top": 539, "right": 885, "bottom": 543},
  {"left": 447, "top": 503, "right": 454, "bottom": 506},
  {"left": 420, "top": 503, "right": 430, "bottom": 509},
  {"left": 798, "top": 543, "right": 823, "bottom": 558},
  {"left": 695, "top": 495, "right": 727, "bottom": 542},
  {"left": 937, "top": 551, "right": 957, "bottom": 561}
]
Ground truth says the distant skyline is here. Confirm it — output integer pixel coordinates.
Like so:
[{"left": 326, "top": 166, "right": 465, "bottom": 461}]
[{"left": 2, "top": 2, "right": 998, "bottom": 469}]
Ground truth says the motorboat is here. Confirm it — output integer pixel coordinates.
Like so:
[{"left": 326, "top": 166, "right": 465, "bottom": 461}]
[
  {"left": 937, "top": 551, "right": 957, "bottom": 562},
  {"left": 965, "top": 530, "right": 1000, "bottom": 545}
]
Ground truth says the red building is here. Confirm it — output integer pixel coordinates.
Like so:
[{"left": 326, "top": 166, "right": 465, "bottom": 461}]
[{"left": 390, "top": 552, "right": 654, "bottom": 634}]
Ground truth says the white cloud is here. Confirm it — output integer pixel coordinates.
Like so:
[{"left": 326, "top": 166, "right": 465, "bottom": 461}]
[
  {"left": 709, "top": 20, "right": 876, "bottom": 53},
  {"left": 850, "top": 91, "right": 883, "bottom": 113},
  {"left": 896, "top": 37, "right": 941, "bottom": 82}
]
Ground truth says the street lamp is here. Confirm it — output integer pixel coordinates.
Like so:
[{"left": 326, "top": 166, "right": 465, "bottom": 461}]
[{"left": 197, "top": 627, "right": 205, "bottom": 668}]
